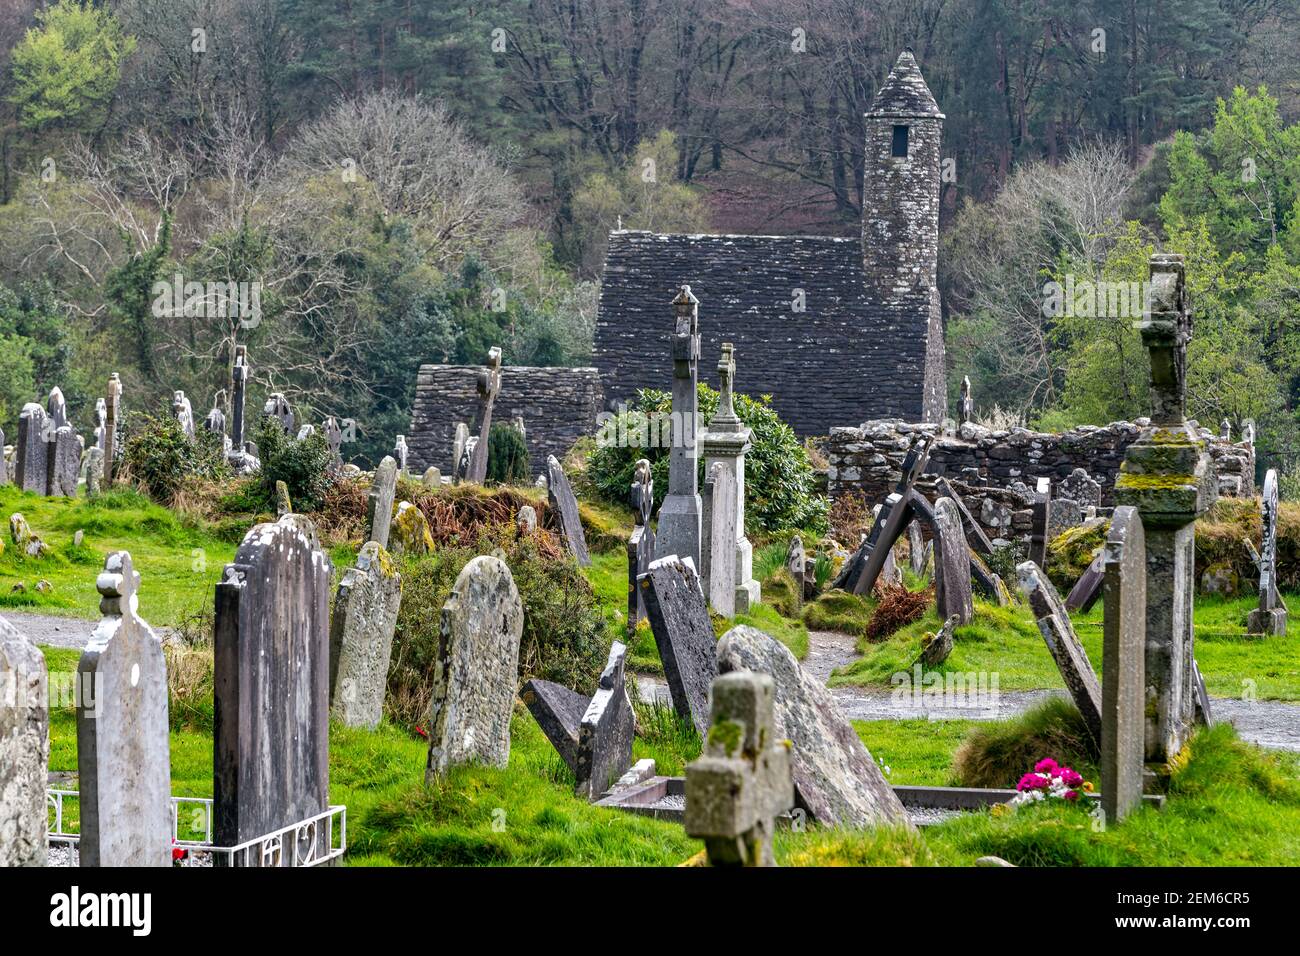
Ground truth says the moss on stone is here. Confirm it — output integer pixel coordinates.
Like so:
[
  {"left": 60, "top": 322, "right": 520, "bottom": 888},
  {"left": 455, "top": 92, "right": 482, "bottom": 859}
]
[
  {"left": 1115, "top": 471, "right": 1198, "bottom": 491},
  {"left": 708, "top": 718, "right": 744, "bottom": 758}
]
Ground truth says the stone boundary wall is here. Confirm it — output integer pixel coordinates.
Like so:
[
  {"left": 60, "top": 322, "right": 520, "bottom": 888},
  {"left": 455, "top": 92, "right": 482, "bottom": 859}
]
[
  {"left": 825, "top": 418, "right": 1255, "bottom": 542},
  {"left": 408, "top": 366, "right": 602, "bottom": 477}
]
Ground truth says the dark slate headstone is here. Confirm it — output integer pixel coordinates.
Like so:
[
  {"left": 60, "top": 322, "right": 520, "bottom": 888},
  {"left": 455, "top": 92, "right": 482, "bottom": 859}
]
[
  {"left": 520, "top": 679, "right": 590, "bottom": 774},
  {"left": 1101, "top": 506, "right": 1145, "bottom": 824},
  {"left": 1018, "top": 561, "right": 1103, "bottom": 743},
  {"left": 638, "top": 555, "right": 716, "bottom": 736},
  {"left": 46, "top": 425, "right": 80, "bottom": 497},
  {"left": 575, "top": 641, "right": 635, "bottom": 800},
  {"left": 0, "top": 614, "right": 48, "bottom": 866},
  {"left": 933, "top": 497, "right": 973, "bottom": 625},
  {"left": 76, "top": 552, "right": 172, "bottom": 866},
  {"left": 214, "top": 514, "right": 333, "bottom": 865},
  {"left": 1065, "top": 552, "right": 1106, "bottom": 613},
  {"left": 547, "top": 454, "right": 591, "bottom": 566},
  {"left": 834, "top": 434, "right": 931, "bottom": 594},
  {"left": 15, "top": 403, "right": 48, "bottom": 494}
]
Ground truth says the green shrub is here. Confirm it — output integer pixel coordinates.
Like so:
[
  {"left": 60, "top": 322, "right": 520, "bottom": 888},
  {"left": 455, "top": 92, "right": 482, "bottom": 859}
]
[
  {"left": 587, "top": 385, "right": 828, "bottom": 534},
  {"left": 486, "top": 422, "right": 530, "bottom": 484},
  {"left": 252, "top": 416, "right": 335, "bottom": 512},
  {"left": 122, "top": 410, "right": 228, "bottom": 504},
  {"left": 386, "top": 528, "right": 608, "bottom": 727},
  {"left": 952, "top": 697, "right": 1098, "bottom": 788}
]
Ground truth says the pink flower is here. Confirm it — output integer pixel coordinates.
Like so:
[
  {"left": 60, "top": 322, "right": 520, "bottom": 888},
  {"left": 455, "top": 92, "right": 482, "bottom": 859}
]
[
  {"left": 1034, "top": 757, "right": 1059, "bottom": 774},
  {"left": 1058, "top": 768, "right": 1083, "bottom": 787},
  {"left": 1017, "top": 772, "right": 1050, "bottom": 791},
  {"left": 1063, "top": 789, "right": 1080, "bottom": 802}
]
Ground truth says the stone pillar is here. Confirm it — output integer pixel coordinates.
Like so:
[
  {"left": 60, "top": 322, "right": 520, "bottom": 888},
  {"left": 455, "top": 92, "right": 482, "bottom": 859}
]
[
  {"left": 230, "top": 346, "right": 249, "bottom": 451},
  {"left": 1115, "top": 254, "right": 1216, "bottom": 768},
  {"left": 701, "top": 342, "right": 760, "bottom": 612},
  {"left": 656, "top": 286, "right": 702, "bottom": 569},
  {"left": 104, "top": 374, "right": 122, "bottom": 486}
]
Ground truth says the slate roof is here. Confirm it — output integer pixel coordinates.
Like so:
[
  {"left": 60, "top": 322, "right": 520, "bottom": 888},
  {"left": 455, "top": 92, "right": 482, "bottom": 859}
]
[
  {"left": 868, "top": 49, "right": 944, "bottom": 118},
  {"left": 593, "top": 231, "right": 932, "bottom": 436}
]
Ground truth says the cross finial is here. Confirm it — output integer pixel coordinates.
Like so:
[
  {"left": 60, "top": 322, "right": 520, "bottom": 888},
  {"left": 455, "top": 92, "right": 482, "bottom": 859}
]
[
  {"left": 97, "top": 551, "right": 140, "bottom": 617},
  {"left": 671, "top": 285, "right": 700, "bottom": 367},
  {"left": 716, "top": 342, "right": 738, "bottom": 423}
]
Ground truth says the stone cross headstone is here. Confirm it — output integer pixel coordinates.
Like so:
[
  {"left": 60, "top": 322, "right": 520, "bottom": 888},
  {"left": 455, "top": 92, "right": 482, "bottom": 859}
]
[
  {"left": 574, "top": 641, "right": 635, "bottom": 800},
  {"left": 47, "top": 386, "right": 68, "bottom": 429},
  {"left": 0, "top": 615, "right": 48, "bottom": 866},
  {"left": 786, "top": 534, "right": 806, "bottom": 610},
  {"left": 716, "top": 625, "right": 910, "bottom": 828},
  {"left": 15, "top": 403, "right": 49, "bottom": 494},
  {"left": 1247, "top": 468, "right": 1287, "bottom": 635},
  {"left": 230, "top": 346, "right": 250, "bottom": 451},
  {"left": 626, "top": 458, "right": 655, "bottom": 636},
  {"left": 1115, "top": 253, "right": 1216, "bottom": 765},
  {"left": 425, "top": 555, "right": 523, "bottom": 777},
  {"left": 104, "top": 373, "right": 122, "bottom": 485},
  {"left": 366, "top": 456, "right": 399, "bottom": 549},
  {"left": 465, "top": 347, "right": 502, "bottom": 485},
  {"left": 263, "top": 392, "right": 295, "bottom": 434},
  {"left": 546, "top": 455, "right": 591, "bottom": 566},
  {"left": 520, "top": 678, "right": 590, "bottom": 774},
  {"left": 329, "top": 541, "right": 403, "bottom": 729},
  {"left": 324, "top": 416, "right": 344, "bottom": 467},
  {"left": 173, "top": 390, "right": 195, "bottom": 438},
  {"left": 933, "top": 497, "right": 974, "bottom": 625},
  {"left": 214, "top": 514, "right": 333, "bottom": 865},
  {"left": 1101, "top": 506, "right": 1146, "bottom": 824},
  {"left": 1018, "top": 561, "right": 1103, "bottom": 743},
  {"left": 685, "top": 670, "right": 794, "bottom": 867},
  {"left": 656, "top": 286, "right": 703, "bottom": 570},
  {"left": 393, "top": 435, "right": 409, "bottom": 476},
  {"left": 959, "top": 375, "right": 974, "bottom": 425},
  {"left": 76, "top": 552, "right": 172, "bottom": 866},
  {"left": 639, "top": 555, "right": 716, "bottom": 736}
]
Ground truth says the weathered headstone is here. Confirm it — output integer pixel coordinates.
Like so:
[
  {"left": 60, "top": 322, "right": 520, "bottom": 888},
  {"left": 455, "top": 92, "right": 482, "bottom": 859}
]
[
  {"left": 969, "top": 548, "right": 1010, "bottom": 607},
  {"left": 76, "top": 552, "right": 172, "bottom": 866},
  {"left": 626, "top": 458, "right": 655, "bottom": 636},
  {"left": 422, "top": 466, "right": 442, "bottom": 489},
  {"left": 296, "top": 424, "right": 316, "bottom": 441},
  {"left": 707, "top": 461, "right": 738, "bottom": 615},
  {"left": 173, "top": 390, "right": 196, "bottom": 438},
  {"left": 907, "top": 519, "right": 926, "bottom": 576},
  {"left": 517, "top": 504, "right": 537, "bottom": 535},
  {"left": 935, "top": 476, "right": 994, "bottom": 555},
  {"left": 15, "top": 403, "right": 48, "bottom": 494},
  {"left": 1065, "top": 552, "right": 1106, "bottom": 613},
  {"left": 366, "top": 456, "right": 399, "bottom": 549},
  {"left": 1018, "top": 561, "right": 1103, "bottom": 743},
  {"left": 104, "top": 373, "right": 122, "bottom": 485},
  {"left": 391, "top": 501, "right": 434, "bottom": 555},
  {"left": 1029, "top": 494, "right": 1051, "bottom": 570},
  {"left": 0, "top": 615, "right": 48, "bottom": 866},
  {"left": 834, "top": 434, "right": 931, "bottom": 594},
  {"left": 1247, "top": 469, "right": 1287, "bottom": 635},
  {"left": 520, "top": 679, "right": 590, "bottom": 774},
  {"left": 685, "top": 670, "right": 793, "bottom": 867},
  {"left": 933, "top": 497, "right": 974, "bottom": 625},
  {"left": 786, "top": 534, "right": 806, "bottom": 611},
  {"left": 323, "top": 416, "right": 344, "bottom": 467},
  {"left": 329, "top": 541, "right": 403, "bottom": 730},
  {"left": 918, "top": 614, "right": 959, "bottom": 667},
  {"left": 274, "top": 479, "right": 292, "bottom": 516},
  {"left": 958, "top": 375, "right": 974, "bottom": 425},
  {"left": 451, "top": 422, "right": 469, "bottom": 483},
  {"left": 1101, "top": 506, "right": 1146, "bottom": 824},
  {"left": 214, "top": 514, "right": 333, "bottom": 865},
  {"left": 263, "top": 392, "right": 295, "bottom": 434},
  {"left": 46, "top": 423, "right": 80, "bottom": 497},
  {"left": 426, "top": 555, "right": 523, "bottom": 776},
  {"left": 392, "top": 434, "right": 409, "bottom": 476},
  {"left": 546, "top": 454, "right": 590, "bottom": 566},
  {"left": 230, "top": 347, "right": 249, "bottom": 452},
  {"left": 639, "top": 555, "right": 716, "bottom": 736},
  {"left": 465, "top": 347, "right": 502, "bottom": 485},
  {"left": 94, "top": 397, "right": 107, "bottom": 450},
  {"left": 656, "top": 286, "right": 703, "bottom": 570},
  {"left": 575, "top": 642, "right": 635, "bottom": 800},
  {"left": 715, "top": 625, "right": 910, "bottom": 828},
  {"left": 1059, "top": 467, "right": 1103, "bottom": 512}
]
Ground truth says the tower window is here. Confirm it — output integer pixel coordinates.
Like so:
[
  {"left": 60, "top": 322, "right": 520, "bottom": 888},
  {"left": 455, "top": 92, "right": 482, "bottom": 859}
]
[{"left": 891, "top": 124, "right": 909, "bottom": 158}]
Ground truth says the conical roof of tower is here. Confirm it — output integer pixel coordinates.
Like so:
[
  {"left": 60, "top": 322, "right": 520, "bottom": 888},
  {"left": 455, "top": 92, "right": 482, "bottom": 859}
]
[{"left": 867, "top": 50, "right": 943, "bottom": 118}]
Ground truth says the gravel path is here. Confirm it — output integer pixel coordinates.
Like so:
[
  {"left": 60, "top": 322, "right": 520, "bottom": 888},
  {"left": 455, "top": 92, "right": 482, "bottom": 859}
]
[
  {"left": 637, "top": 628, "right": 1300, "bottom": 752},
  {"left": 7, "top": 609, "right": 176, "bottom": 650}
]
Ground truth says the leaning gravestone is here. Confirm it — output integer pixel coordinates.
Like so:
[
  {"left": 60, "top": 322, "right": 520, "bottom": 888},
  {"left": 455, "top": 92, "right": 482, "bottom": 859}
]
[
  {"left": 574, "top": 641, "right": 635, "bottom": 800},
  {"left": 546, "top": 455, "right": 590, "bottom": 566},
  {"left": 907, "top": 519, "right": 926, "bottom": 576},
  {"left": 215, "top": 514, "right": 333, "bottom": 865},
  {"left": 626, "top": 459, "right": 655, "bottom": 635},
  {"left": 716, "top": 626, "right": 910, "bottom": 828},
  {"left": 935, "top": 477, "right": 994, "bottom": 555},
  {"left": 0, "top": 615, "right": 48, "bottom": 866},
  {"left": 366, "top": 456, "right": 399, "bottom": 549},
  {"left": 76, "top": 552, "right": 172, "bottom": 866},
  {"left": 1018, "top": 561, "right": 1103, "bottom": 743},
  {"left": 15, "top": 403, "right": 48, "bottom": 494},
  {"left": 426, "top": 556, "right": 524, "bottom": 777},
  {"left": 329, "top": 542, "right": 403, "bottom": 730},
  {"left": 639, "top": 555, "right": 716, "bottom": 736},
  {"left": 1102, "top": 506, "right": 1146, "bottom": 824},
  {"left": 1247, "top": 468, "right": 1287, "bottom": 635},
  {"left": 933, "top": 497, "right": 974, "bottom": 626},
  {"left": 520, "top": 679, "right": 590, "bottom": 774}
]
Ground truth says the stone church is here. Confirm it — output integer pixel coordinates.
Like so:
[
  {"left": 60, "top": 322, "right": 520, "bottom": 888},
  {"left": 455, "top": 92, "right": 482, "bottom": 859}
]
[{"left": 593, "top": 50, "right": 948, "bottom": 435}]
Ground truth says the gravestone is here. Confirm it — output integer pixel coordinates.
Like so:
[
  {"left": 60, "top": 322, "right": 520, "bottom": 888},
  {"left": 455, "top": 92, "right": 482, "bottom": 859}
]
[
  {"left": 656, "top": 286, "right": 703, "bottom": 569},
  {"left": 451, "top": 422, "right": 469, "bottom": 483},
  {"left": 626, "top": 458, "right": 655, "bottom": 636},
  {"left": 76, "top": 552, "right": 172, "bottom": 866},
  {"left": 517, "top": 505, "right": 537, "bottom": 535},
  {"left": 422, "top": 466, "right": 442, "bottom": 489},
  {"left": 465, "top": 347, "right": 502, "bottom": 485},
  {"left": 575, "top": 642, "right": 635, "bottom": 800},
  {"left": 546, "top": 455, "right": 590, "bottom": 566},
  {"left": 958, "top": 375, "right": 974, "bottom": 425},
  {"left": 716, "top": 625, "right": 910, "bottom": 828},
  {"left": 47, "top": 386, "right": 68, "bottom": 428},
  {"left": 94, "top": 397, "right": 107, "bottom": 450},
  {"left": 15, "top": 403, "right": 48, "bottom": 494},
  {"left": 173, "top": 390, "right": 196, "bottom": 438},
  {"left": 324, "top": 417, "right": 344, "bottom": 467},
  {"left": 786, "top": 534, "right": 806, "bottom": 611},
  {"left": 638, "top": 555, "right": 716, "bottom": 736},
  {"left": 296, "top": 424, "right": 316, "bottom": 441},
  {"left": 214, "top": 514, "right": 333, "bottom": 865},
  {"left": 1114, "top": 254, "right": 1216, "bottom": 764},
  {"left": 366, "top": 456, "right": 399, "bottom": 549},
  {"left": 1102, "top": 506, "right": 1146, "bottom": 824},
  {"left": 969, "top": 548, "right": 1010, "bottom": 607},
  {"left": 834, "top": 434, "right": 931, "bottom": 594},
  {"left": 1059, "top": 467, "right": 1103, "bottom": 512},
  {"left": 1018, "top": 561, "right": 1103, "bottom": 743},
  {"left": 426, "top": 556, "right": 523, "bottom": 776},
  {"left": 918, "top": 614, "right": 959, "bottom": 667},
  {"left": 263, "top": 392, "right": 295, "bottom": 434},
  {"left": 46, "top": 423, "right": 80, "bottom": 497},
  {"left": 1065, "top": 552, "right": 1106, "bottom": 613},
  {"left": 85, "top": 445, "right": 105, "bottom": 498},
  {"left": 329, "top": 542, "right": 403, "bottom": 730},
  {"left": 685, "top": 671, "right": 793, "bottom": 867},
  {"left": 520, "top": 679, "right": 590, "bottom": 774},
  {"left": 1246, "top": 469, "right": 1287, "bottom": 635},
  {"left": 707, "top": 461, "right": 738, "bottom": 615},
  {"left": 230, "top": 347, "right": 250, "bottom": 452},
  {"left": 0, "top": 615, "right": 48, "bottom": 866},
  {"left": 275, "top": 480, "right": 292, "bottom": 516},
  {"left": 205, "top": 405, "right": 227, "bottom": 438},
  {"left": 700, "top": 461, "right": 718, "bottom": 594},
  {"left": 0, "top": 427, "right": 6, "bottom": 485},
  {"left": 104, "top": 373, "right": 122, "bottom": 485},
  {"left": 872, "top": 505, "right": 904, "bottom": 588},
  {"left": 1029, "top": 495, "right": 1051, "bottom": 570},
  {"left": 391, "top": 501, "right": 434, "bottom": 555},
  {"left": 392, "top": 435, "right": 409, "bottom": 476},
  {"left": 933, "top": 497, "right": 974, "bottom": 626},
  {"left": 907, "top": 519, "right": 926, "bottom": 576},
  {"left": 935, "top": 477, "right": 994, "bottom": 555}
]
